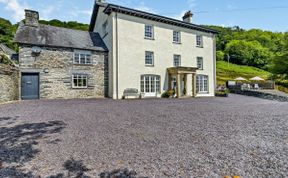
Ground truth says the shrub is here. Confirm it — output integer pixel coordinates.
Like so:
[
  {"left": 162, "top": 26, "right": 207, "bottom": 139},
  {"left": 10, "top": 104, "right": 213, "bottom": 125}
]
[
  {"left": 0, "top": 54, "right": 12, "bottom": 65},
  {"left": 161, "top": 89, "right": 175, "bottom": 98}
]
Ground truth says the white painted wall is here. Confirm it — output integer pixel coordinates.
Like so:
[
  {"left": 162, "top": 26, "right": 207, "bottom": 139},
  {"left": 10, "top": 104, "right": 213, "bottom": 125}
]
[{"left": 93, "top": 7, "right": 216, "bottom": 99}]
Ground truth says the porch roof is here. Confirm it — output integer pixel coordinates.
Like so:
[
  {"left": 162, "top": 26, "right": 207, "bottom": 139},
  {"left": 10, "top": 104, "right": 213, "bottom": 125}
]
[{"left": 167, "top": 66, "right": 198, "bottom": 74}]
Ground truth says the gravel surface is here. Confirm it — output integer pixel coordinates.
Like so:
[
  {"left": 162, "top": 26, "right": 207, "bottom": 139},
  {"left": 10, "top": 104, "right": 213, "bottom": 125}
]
[{"left": 0, "top": 94, "right": 287, "bottom": 178}]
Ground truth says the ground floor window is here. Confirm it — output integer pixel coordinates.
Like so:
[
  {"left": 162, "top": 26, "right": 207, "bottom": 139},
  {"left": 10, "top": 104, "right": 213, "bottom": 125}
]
[
  {"left": 196, "top": 75, "right": 208, "bottom": 93},
  {"left": 141, "top": 75, "right": 160, "bottom": 94},
  {"left": 72, "top": 74, "right": 88, "bottom": 88}
]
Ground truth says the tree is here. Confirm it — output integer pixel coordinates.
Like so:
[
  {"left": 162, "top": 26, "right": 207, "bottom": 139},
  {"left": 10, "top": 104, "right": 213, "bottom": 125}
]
[
  {"left": 224, "top": 40, "right": 272, "bottom": 68},
  {"left": 216, "top": 51, "right": 225, "bottom": 61}
]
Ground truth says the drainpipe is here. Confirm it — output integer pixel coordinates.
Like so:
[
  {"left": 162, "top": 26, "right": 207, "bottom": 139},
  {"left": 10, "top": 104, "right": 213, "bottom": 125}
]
[
  {"left": 213, "top": 34, "right": 217, "bottom": 91},
  {"left": 115, "top": 7, "right": 119, "bottom": 99}
]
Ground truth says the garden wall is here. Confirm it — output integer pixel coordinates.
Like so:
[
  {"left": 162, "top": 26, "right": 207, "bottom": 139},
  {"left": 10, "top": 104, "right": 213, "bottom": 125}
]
[{"left": 0, "top": 64, "right": 19, "bottom": 103}]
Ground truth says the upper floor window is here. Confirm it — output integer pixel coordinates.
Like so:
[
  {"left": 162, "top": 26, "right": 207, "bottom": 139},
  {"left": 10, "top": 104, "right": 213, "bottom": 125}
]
[
  {"left": 74, "top": 51, "right": 92, "bottom": 65},
  {"left": 196, "top": 75, "right": 209, "bottom": 93},
  {"left": 173, "top": 31, "right": 181, "bottom": 43},
  {"left": 197, "top": 57, "right": 203, "bottom": 69},
  {"left": 196, "top": 35, "right": 203, "bottom": 47},
  {"left": 145, "top": 51, "right": 154, "bottom": 66},
  {"left": 72, "top": 74, "right": 88, "bottom": 89},
  {"left": 145, "top": 25, "right": 154, "bottom": 39},
  {"left": 173, "top": 55, "right": 181, "bottom": 67}
]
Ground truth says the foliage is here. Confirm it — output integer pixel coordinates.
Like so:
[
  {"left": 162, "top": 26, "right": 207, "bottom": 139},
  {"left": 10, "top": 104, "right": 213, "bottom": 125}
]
[
  {"left": 224, "top": 40, "right": 272, "bottom": 68},
  {"left": 217, "top": 61, "right": 270, "bottom": 85},
  {"left": 39, "top": 20, "right": 89, "bottom": 31},
  {"left": 0, "top": 18, "right": 18, "bottom": 51},
  {"left": 161, "top": 90, "right": 175, "bottom": 98},
  {"left": 205, "top": 25, "right": 286, "bottom": 69},
  {"left": 216, "top": 51, "right": 225, "bottom": 61},
  {"left": 0, "top": 54, "right": 13, "bottom": 65}
]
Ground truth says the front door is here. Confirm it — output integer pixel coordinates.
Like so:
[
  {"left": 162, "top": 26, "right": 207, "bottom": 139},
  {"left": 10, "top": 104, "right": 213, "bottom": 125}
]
[{"left": 21, "top": 73, "right": 39, "bottom": 100}]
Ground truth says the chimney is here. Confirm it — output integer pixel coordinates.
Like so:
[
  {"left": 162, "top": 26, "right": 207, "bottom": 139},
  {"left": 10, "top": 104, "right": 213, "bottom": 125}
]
[
  {"left": 182, "top": 11, "right": 193, "bottom": 23},
  {"left": 25, "top": 9, "right": 39, "bottom": 27}
]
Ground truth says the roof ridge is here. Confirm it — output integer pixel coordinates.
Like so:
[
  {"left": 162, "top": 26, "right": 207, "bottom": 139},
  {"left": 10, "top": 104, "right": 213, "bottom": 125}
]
[{"left": 100, "top": 3, "right": 217, "bottom": 34}]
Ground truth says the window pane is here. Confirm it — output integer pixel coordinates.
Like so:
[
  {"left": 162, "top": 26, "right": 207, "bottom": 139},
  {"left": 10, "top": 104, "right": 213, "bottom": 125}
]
[
  {"left": 197, "top": 57, "right": 203, "bottom": 69},
  {"left": 145, "top": 51, "right": 153, "bottom": 65},
  {"left": 80, "top": 54, "right": 86, "bottom": 64},
  {"left": 145, "top": 77, "right": 150, "bottom": 92},
  {"left": 174, "top": 55, "right": 181, "bottom": 67},
  {"left": 156, "top": 76, "right": 160, "bottom": 93},
  {"left": 74, "top": 53, "right": 80, "bottom": 63},
  {"left": 173, "top": 31, "right": 180, "bottom": 43},
  {"left": 145, "top": 25, "right": 153, "bottom": 38},
  {"left": 86, "top": 54, "right": 92, "bottom": 64},
  {"left": 151, "top": 76, "right": 155, "bottom": 92},
  {"left": 141, "top": 77, "right": 144, "bottom": 92},
  {"left": 196, "top": 35, "right": 202, "bottom": 46}
]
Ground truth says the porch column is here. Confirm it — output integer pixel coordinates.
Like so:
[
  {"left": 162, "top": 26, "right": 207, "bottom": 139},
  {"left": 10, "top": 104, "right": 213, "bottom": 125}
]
[
  {"left": 177, "top": 73, "right": 181, "bottom": 98},
  {"left": 192, "top": 74, "right": 197, "bottom": 97},
  {"left": 168, "top": 73, "right": 171, "bottom": 90}
]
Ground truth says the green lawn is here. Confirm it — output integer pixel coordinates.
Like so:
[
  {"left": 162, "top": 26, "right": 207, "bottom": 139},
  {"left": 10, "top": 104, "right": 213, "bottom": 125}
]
[{"left": 217, "top": 61, "right": 271, "bottom": 85}]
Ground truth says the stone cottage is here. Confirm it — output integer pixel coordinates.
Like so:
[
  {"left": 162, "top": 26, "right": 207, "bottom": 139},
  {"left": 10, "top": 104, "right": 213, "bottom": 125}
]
[{"left": 14, "top": 10, "right": 108, "bottom": 100}]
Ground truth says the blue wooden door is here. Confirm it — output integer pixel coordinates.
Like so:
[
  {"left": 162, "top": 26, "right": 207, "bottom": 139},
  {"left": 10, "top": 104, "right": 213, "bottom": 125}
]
[{"left": 21, "top": 73, "right": 39, "bottom": 100}]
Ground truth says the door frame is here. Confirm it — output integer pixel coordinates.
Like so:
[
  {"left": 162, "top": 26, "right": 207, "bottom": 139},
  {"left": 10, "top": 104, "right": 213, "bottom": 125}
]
[{"left": 21, "top": 72, "right": 40, "bottom": 100}]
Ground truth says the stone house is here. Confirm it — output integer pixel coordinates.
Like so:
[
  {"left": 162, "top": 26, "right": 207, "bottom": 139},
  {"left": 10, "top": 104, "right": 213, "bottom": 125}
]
[
  {"left": 14, "top": 10, "right": 108, "bottom": 100},
  {"left": 90, "top": 0, "right": 217, "bottom": 99}
]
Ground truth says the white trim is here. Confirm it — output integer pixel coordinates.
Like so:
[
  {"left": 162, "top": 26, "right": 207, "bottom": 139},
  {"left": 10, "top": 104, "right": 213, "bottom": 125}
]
[{"left": 72, "top": 74, "right": 88, "bottom": 89}]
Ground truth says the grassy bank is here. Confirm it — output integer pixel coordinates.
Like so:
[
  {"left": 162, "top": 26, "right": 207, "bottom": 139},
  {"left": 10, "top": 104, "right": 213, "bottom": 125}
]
[{"left": 216, "top": 61, "right": 271, "bottom": 85}]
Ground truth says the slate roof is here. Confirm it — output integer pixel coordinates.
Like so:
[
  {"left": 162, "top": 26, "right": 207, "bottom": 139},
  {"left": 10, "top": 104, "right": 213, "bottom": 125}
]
[
  {"left": 0, "top": 43, "right": 18, "bottom": 61},
  {"left": 89, "top": 2, "right": 218, "bottom": 34},
  {"left": 14, "top": 23, "right": 108, "bottom": 52},
  {"left": 0, "top": 43, "right": 16, "bottom": 56}
]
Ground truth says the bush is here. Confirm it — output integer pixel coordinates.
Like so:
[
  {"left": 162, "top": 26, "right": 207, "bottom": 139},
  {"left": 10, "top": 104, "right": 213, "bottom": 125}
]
[
  {"left": 0, "top": 54, "right": 12, "bottom": 65},
  {"left": 161, "top": 90, "right": 175, "bottom": 98}
]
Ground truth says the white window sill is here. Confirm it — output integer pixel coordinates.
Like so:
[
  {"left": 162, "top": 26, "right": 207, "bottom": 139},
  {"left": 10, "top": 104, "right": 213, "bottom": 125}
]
[{"left": 144, "top": 37, "right": 155, "bottom": 40}]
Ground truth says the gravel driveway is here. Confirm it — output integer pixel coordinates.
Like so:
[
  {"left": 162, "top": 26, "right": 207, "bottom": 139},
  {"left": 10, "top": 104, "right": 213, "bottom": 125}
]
[{"left": 0, "top": 94, "right": 287, "bottom": 177}]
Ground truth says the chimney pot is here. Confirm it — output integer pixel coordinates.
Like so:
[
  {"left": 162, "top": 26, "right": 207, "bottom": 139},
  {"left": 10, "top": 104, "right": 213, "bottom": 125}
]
[
  {"left": 182, "top": 11, "right": 193, "bottom": 23},
  {"left": 25, "top": 9, "right": 39, "bottom": 27}
]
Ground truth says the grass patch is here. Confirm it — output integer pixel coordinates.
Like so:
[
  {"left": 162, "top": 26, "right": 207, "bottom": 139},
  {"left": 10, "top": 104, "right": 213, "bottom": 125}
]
[{"left": 217, "top": 61, "right": 271, "bottom": 85}]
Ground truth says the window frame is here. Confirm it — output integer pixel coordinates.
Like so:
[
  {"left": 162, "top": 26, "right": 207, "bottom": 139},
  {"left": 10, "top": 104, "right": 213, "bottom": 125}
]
[
  {"left": 196, "top": 35, "right": 203, "bottom": 47},
  {"left": 140, "top": 75, "right": 161, "bottom": 94},
  {"left": 144, "top": 25, "right": 154, "bottom": 39},
  {"left": 197, "top": 57, "right": 204, "bottom": 70},
  {"left": 173, "top": 54, "right": 181, "bottom": 67},
  {"left": 73, "top": 51, "right": 92, "bottom": 65},
  {"left": 173, "top": 31, "right": 181, "bottom": 43},
  {"left": 72, "top": 74, "right": 88, "bottom": 89},
  {"left": 196, "top": 75, "right": 209, "bottom": 93},
  {"left": 145, "top": 51, "right": 154, "bottom": 66}
]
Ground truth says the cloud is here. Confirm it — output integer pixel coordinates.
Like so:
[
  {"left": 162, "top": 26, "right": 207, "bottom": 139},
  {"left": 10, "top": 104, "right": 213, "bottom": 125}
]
[
  {"left": 187, "top": 0, "right": 196, "bottom": 8},
  {"left": 171, "top": 10, "right": 187, "bottom": 20},
  {"left": 0, "top": 0, "right": 29, "bottom": 21},
  {"left": 135, "top": 1, "right": 156, "bottom": 14}
]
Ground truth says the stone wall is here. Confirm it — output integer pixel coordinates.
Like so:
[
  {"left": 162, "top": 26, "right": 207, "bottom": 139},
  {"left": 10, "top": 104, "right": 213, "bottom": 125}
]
[
  {"left": 19, "top": 45, "right": 108, "bottom": 99},
  {"left": 231, "top": 89, "right": 288, "bottom": 102},
  {"left": 0, "top": 64, "right": 19, "bottom": 103}
]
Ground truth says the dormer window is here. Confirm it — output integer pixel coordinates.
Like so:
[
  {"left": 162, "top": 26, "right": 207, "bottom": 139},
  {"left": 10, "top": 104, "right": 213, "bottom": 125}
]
[{"left": 74, "top": 51, "right": 92, "bottom": 65}]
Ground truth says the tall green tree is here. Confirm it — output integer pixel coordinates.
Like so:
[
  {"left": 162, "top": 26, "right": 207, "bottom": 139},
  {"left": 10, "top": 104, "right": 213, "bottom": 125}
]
[{"left": 224, "top": 40, "right": 272, "bottom": 68}]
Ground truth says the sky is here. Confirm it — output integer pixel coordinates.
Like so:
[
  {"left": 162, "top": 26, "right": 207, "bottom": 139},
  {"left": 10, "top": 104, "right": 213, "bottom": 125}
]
[{"left": 0, "top": 0, "right": 287, "bottom": 32}]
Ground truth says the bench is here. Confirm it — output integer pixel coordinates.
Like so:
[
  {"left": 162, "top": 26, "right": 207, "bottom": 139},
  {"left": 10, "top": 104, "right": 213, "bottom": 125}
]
[{"left": 123, "top": 88, "right": 141, "bottom": 99}]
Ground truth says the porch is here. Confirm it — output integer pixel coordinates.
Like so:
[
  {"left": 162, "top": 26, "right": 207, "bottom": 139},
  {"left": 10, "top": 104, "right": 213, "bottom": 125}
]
[{"left": 167, "top": 66, "right": 198, "bottom": 98}]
